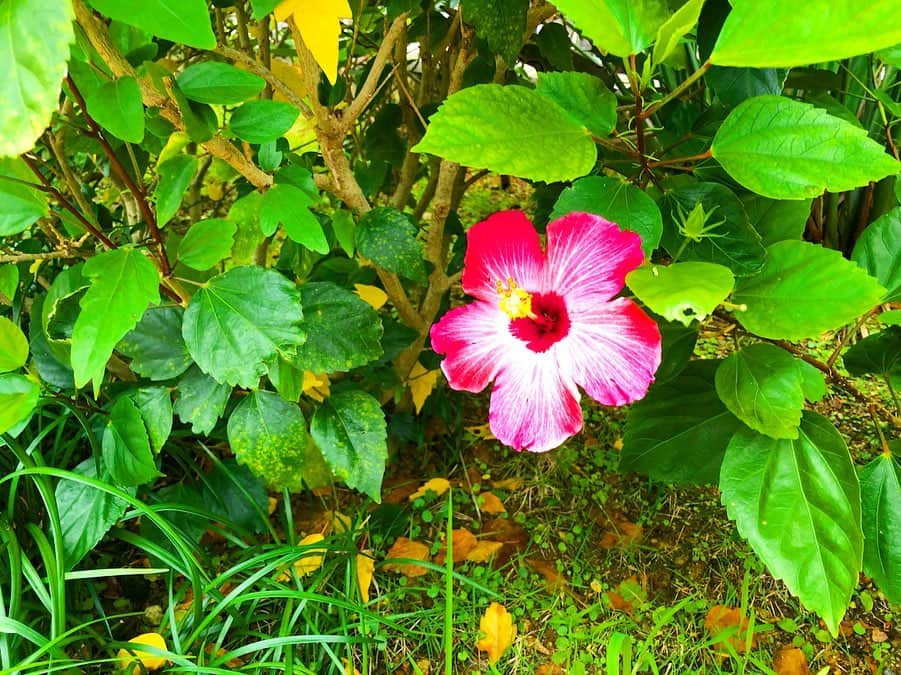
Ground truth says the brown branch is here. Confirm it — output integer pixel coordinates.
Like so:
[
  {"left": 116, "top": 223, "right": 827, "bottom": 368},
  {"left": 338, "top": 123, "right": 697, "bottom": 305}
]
[
  {"left": 0, "top": 250, "right": 81, "bottom": 264},
  {"left": 646, "top": 149, "right": 713, "bottom": 168}
]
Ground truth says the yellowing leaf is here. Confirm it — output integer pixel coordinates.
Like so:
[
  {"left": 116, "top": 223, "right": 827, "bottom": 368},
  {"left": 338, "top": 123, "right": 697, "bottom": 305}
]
[
  {"left": 274, "top": 0, "right": 352, "bottom": 84},
  {"left": 478, "top": 492, "right": 506, "bottom": 514},
  {"left": 302, "top": 371, "right": 330, "bottom": 401},
  {"left": 354, "top": 283, "right": 388, "bottom": 310},
  {"left": 383, "top": 537, "right": 430, "bottom": 577},
  {"left": 356, "top": 551, "right": 374, "bottom": 603},
  {"left": 466, "top": 540, "right": 504, "bottom": 562},
  {"left": 408, "top": 477, "right": 451, "bottom": 501},
  {"left": 117, "top": 632, "right": 168, "bottom": 673},
  {"left": 278, "top": 533, "right": 327, "bottom": 580},
  {"left": 409, "top": 361, "right": 440, "bottom": 413},
  {"left": 475, "top": 602, "right": 516, "bottom": 664},
  {"left": 328, "top": 510, "right": 353, "bottom": 534},
  {"left": 270, "top": 58, "right": 307, "bottom": 102}
]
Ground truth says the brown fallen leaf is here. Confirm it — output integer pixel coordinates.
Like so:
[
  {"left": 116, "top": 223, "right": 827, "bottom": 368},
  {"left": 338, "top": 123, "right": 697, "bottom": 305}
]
[
  {"left": 525, "top": 558, "right": 567, "bottom": 593},
  {"left": 872, "top": 627, "right": 888, "bottom": 642},
  {"left": 705, "top": 605, "right": 755, "bottom": 655},
  {"left": 475, "top": 602, "right": 517, "bottom": 664},
  {"left": 356, "top": 551, "right": 374, "bottom": 603},
  {"left": 491, "top": 477, "right": 522, "bottom": 491},
  {"left": 383, "top": 537, "right": 431, "bottom": 577},
  {"left": 605, "top": 576, "right": 646, "bottom": 614},
  {"left": 773, "top": 645, "right": 810, "bottom": 675},
  {"left": 408, "top": 478, "right": 451, "bottom": 501},
  {"left": 478, "top": 492, "right": 507, "bottom": 514},
  {"left": 434, "top": 528, "right": 478, "bottom": 565},
  {"left": 482, "top": 518, "right": 529, "bottom": 565},
  {"left": 599, "top": 520, "right": 643, "bottom": 549},
  {"left": 466, "top": 540, "right": 505, "bottom": 563},
  {"left": 535, "top": 664, "right": 566, "bottom": 675}
]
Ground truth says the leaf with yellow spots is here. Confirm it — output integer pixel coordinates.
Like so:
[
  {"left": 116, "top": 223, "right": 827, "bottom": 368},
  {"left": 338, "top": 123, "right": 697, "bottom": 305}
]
[
  {"left": 356, "top": 551, "right": 374, "bottom": 603},
  {"left": 277, "top": 533, "right": 327, "bottom": 580},
  {"left": 302, "top": 371, "right": 330, "bottom": 401},
  {"left": 409, "top": 361, "right": 440, "bottom": 413},
  {"left": 408, "top": 477, "right": 451, "bottom": 501},
  {"left": 354, "top": 283, "right": 388, "bottom": 310},
  {"left": 476, "top": 602, "right": 516, "bottom": 664},
  {"left": 273, "top": 0, "right": 352, "bottom": 83},
  {"left": 117, "top": 632, "right": 168, "bottom": 673}
]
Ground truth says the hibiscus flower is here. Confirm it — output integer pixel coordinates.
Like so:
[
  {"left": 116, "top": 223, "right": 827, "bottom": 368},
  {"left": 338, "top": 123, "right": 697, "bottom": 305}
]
[{"left": 430, "top": 211, "right": 662, "bottom": 453}]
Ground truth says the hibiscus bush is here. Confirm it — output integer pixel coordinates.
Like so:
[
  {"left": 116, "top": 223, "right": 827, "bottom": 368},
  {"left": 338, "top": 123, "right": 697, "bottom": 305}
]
[{"left": 0, "top": 0, "right": 899, "bottom": 666}]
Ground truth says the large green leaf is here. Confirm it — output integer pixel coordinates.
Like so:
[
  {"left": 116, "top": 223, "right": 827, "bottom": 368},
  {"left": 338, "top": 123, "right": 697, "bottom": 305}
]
[
  {"left": 71, "top": 248, "right": 160, "bottom": 393},
  {"left": 551, "top": 0, "right": 668, "bottom": 57},
  {"left": 652, "top": 0, "right": 704, "bottom": 65},
  {"left": 0, "top": 317, "right": 28, "bottom": 373},
  {"left": 56, "top": 457, "right": 133, "bottom": 571},
  {"left": 627, "top": 262, "right": 734, "bottom": 327},
  {"left": 0, "top": 158, "right": 49, "bottom": 234},
  {"left": 229, "top": 100, "right": 299, "bottom": 144},
  {"left": 653, "top": 316, "right": 697, "bottom": 384},
  {"left": 852, "top": 207, "right": 901, "bottom": 302},
  {"left": 176, "top": 62, "right": 265, "bottom": 104},
  {"left": 182, "top": 266, "right": 304, "bottom": 388},
  {"left": 715, "top": 343, "right": 823, "bottom": 439},
  {"left": 720, "top": 412, "right": 862, "bottom": 635},
  {"left": 260, "top": 184, "right": 328, "bottom": 254},
  {"left": 706, "top": 66, "right": 787, "bottom": 108},
  {"left": 177, "top": 218, "right": 237, "bottom": 270},
  {"left": 227, "top": 390, "right": 307, "bottom": 492},
  {"left": 173, "top": 365, "right": 231, "bottom": 435},
  {"left": 412, "top": 84, "right": 596, "bottom": 183},
  {"left": 712, "top": 96, "right": 901, "bottom": 200},
  {"left": 0, "top": 0, "right": 74, "bottom": 157},
  {"left": 859, "top": 452, "right": 901, "bottom": 604},
  {"left": 0, "top": 373, "right": 40, "bottom": 434},
  {"left": 355, "top": 207, "right": 427, "bottom": 283},
  {"left": 132, "top": 386, "right": 172, "bottom": 454},
  {"left": 732, "top": 241, "right": 886, "bottom": 340},
  {"left": 463, "top": 0, "right": 528, "bottom": 64},
  {"left": 843, "top": 326, "right": 901, "bottom": 382},
  {"left": 155, "top": 154, "right": 198, "bottom": 227},
  {"left": 83, "top": 76, "right": 145, "bottom": 143},
  {"left": 534, "top": 71, "right": 616, "bottom": 138},
  {"left": 117, "top": 306, "right": 193, "bottom": 381},
  {"left": 88, "top": 0, "right": 215, "bottom": 49},
  {"left": 310, "top": 390, "right": 387, "bottom": 502},
  {"left": 620, "top": 361, "right": 743, "bottom": 485},
  {"left": 290, "top": 282, "right": 383, "bottom": 373},
  {"left": 550, "top": 176, "right": 663, "bottom": 255},
  {"left": 710, "top": 1, "right": 901, "bottom": 68},
  {"left": 740, "top": 195, "right": 811, "bottom": 247},
  {"left": 102, "top": 396, "right": 159, "bottom": 487}
]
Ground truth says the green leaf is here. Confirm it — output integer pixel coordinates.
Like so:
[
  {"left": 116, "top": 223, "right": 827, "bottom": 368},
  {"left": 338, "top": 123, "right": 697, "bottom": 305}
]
[
  {"left": 173, "top": 365, "right": 231, "bottom": 435},
  {"left": 620, "top": 361, "right": 744, "bottom": 485},
  {"left": 0, "top": 157, "right": 49, "bottom": 235},
  {"left": 182, "top": 266, "right": 304, "bottom": 388},
  {"left": 132, "top": 386, "right": 172, "bottom": 454},
  {"left": 550, "top": 177, "right": 662, "bottom": 256},
  {"left": 710, "top": 1, "right": 901, "bottom": 68},
  {"left": 720, "top": 412, "right": 863, "bottom": 635},
  {"left": 355, "top": 207, "right": 427, "bottom": 283},
  {"left": 879, "top": 309, "right": 901, "bottom": 327},
  {"left": 534, "top": 71, "right": 616, "bottom": 138},
  {"left": 715, "top": 343, "right": 816, "bottom": 439},
  {"left": 660, "top": 182, "right": 766, "bottom": 276},
  {"left": 229, "top": 100, "right": 299, "bottom": 144},
  {"left": 155, "top": 154, "right": 199, "bottom": 227},
  {"left": 88, "top": 0, "right": 215, "bottom": 49},
  {"left": 712, "top": 96, "right": 901, "bottom": 200},
  {"left": 551, "top": 0, "right": 668, "bottom": 57},
  {"left": 229, "top": 191, "right": 264, "bottom": 265},
  {"left": 227, "top": 390, "right": 308, "bottom": 492},
  {"left": 0, "top": 317, "right": 29, "bottom": 373},
  {"left": 463, "top": 0, "right": 528, "bottom": 64},
  {"left": 412, "top": 84, "right": 596, "bottom": 183},
  {"left": 0, "top": 0, "right": 74, "bottom": 156},
  {"left": 310, "top": 390, "right": 387, "bottom": 502},
  {"left": 652, "top": 0, "right": 704, "bottom": 65},
  {"left": 626, "top": 262, "right": 734, "bottom": 326},
  {"left": 260, "top": 184, "right": 328, "bottom": 254},
  {"left": 41, "top": 263, "right": 87, "bottom": 363},
  {"left": 843, "top": 326, "right": 901, "bottom": 381},
  {"left": 102, "top": 396, "right": 159, "bottom": 487},
  {"left": 177, "top": 62, "right": 265, "bottom": 104},
  {"left": 706, "top": 66, "right": 787, "bottom": 107},
  {"left": 250, "top": 0, "right": 281, "bottom": 19},
  {"left": 654, "top": 316, "right": 697, "bottom": 384},
  {"left": 535, "top": 23, "right": 573, "bottom": 71},
  {"left": 732, "top": 240, "right": 886, "bottom": 340},
  {"left": 798, "top": 360, "right": 827, "bottom": 404},
  {"left": 117, "top": 306, "right": 193, "bottom": 381},
  {"left": 202, "top": 458, "right": 269, "bottom": 533},
  {"left": 177, "top": 218, "right": 237, "bottom": 270},
  {"left": 852, "top": 207, "right": 901, "bottom": 302},
  {"left": 56, "top": 457, "right": 133, "bottom": 571},
  {"left": 0, "top": 373, "right": 40, "bottom": 434},
  {"left": 167, "top": 78, "right": 216, "bottom": 143},
  {"left": 267, "top": 356, "right": 304, "bottom": 402},
  {"left": 331, "top": 209, "right": 355, "bottom": 257},
  {"left": 859, "top": 452, "right": 901, "bottom": 604},
  {"left": 71, "top": 248, "right": 160, "bottom": 393},
  {"left": 0, "top": 264, "right": 18, "bottom": 301},
  {"left": 290, "top": 282, "right": 383, "bottom": 373},
  {"left": 83, "top": 76, "right": 145, "bottom": 143},
  {"left": 740, "top": 195, "right": 811, "bottom": 247}
]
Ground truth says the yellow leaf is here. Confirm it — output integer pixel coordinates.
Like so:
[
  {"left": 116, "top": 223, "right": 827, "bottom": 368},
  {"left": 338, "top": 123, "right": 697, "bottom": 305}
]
[
  {"left": 465, "top": 423, "right": 495, "bottom": 440},
  {"left": 408, "top": 477, "right": 451, "bottom": 501},
  {"left": 478, "top": 492, "right": 506, "bottom": 514},
  {"left": 28, "top": 259, "right": 42, "bottom": 275},
  {"left": 274, "top": 0, "right": 352, "bottom": 84},
  {"left": 475, "top": 602, "right": 516, "bottom": 664},
  {"left": 278, "top": 533, "right": 327, "bottom": 580},
  {"left": 342, "top": 658, "right": 362, "bottom": 675},
  {"left": 354, "top": 283, "right": 387, "bottom": 310},
  {"left": 302, "top": 371, "right": 330, "bottom": 401},
  {"left": 117, "top": 632, "right": 168, "bottom": 673},
  {"left": 328, "top": 510, "right": 353, "bottom": 534},
  {"left": 269, "top": 58, "right": 307, "bottom": 102},
  {"left": 465, "top": 540, "right": 504, "bottom": 563},
  {"left": 408, "top": 361, "right": 440, "bottom": 414},
  {"left": 356, "top": 551, "right": 374, "bottom": 603}
]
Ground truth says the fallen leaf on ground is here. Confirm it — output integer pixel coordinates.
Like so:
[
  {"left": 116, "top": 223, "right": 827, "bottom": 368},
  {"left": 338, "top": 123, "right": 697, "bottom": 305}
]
[
  {"left": 408, "top": 361, "right": 440, "bottom": 413},
  {"left": 478, "top": 492, "right": 507, "bottom": 514},
  {"left": 465, "top": 423, "right": 495, "bottom": 440},
  {"left": 466, "top": 540, "right": 504, "bottom": 562},
  {"left": 872, "top": 627, "right": 888, "bottom": 642},
  {"left": 773, "top": 645, "right": 810, "bottom": 674},
  {"left": 384, "top": 537, "right": 430, "bottom": 577},
  {"left": 409, "top": 477, "right": 451, "bottom": 501},
  {"left": 482, "top": 518, "right": 529, "bottom": 564},
  {"left": 599, "top": 519, "right": 643, "bottom": 549},
  {"left": 328, "top": 510, "right": 353, "bottom": 534},
  {"left": 434, "top": 528, "right": 478, "bottom": 565},
  {"left": 273, "top": 0, "right": 352, "bottom": 83},
  {"left": 277, "top": 533, "right": 327, "bottom": 580},
  {"left": 204, "top": 645, "right": 245, "bottom": 668},
  {"left": 354, "top": 283, "right": 387, "bottom": 310},
  {"left": 536, "top": 664, "right": 566, "bottom": 675},
  {"left": 357, "top": 552, "right": 374, "bottom": 603},
  {"left": 491, "top": 477, "right": 522, "bottom": 490},
  {"left": 342, "top": 658, "right": 362, "bottom": 675},
  {"left": 525, "top": 558, "right": 567, "bottom": 593},
  {"left": 605, "top": 576, "right": 646, "bottom": 614},
  {"left": 476, "top": 602, "right": 516, "bottom": 664},
  {"left": 117, "top": 633, "right": 168, "bottom": 673},
  {"left": 705, "top": 605, "right": 755, "bottom": 654}
]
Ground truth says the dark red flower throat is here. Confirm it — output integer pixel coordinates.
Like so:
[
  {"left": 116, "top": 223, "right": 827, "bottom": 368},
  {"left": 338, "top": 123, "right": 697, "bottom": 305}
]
[{"left": 509, "top": 292, "right": 570, "bottom": 352}]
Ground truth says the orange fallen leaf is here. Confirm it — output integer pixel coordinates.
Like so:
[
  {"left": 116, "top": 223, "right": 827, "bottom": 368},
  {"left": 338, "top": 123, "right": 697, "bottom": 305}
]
[
  {"left": 773, "top": 645, "right": 810, "bottom": 675},
  {"left": 466, "top": 540, "right": 504, "bottom": 563},
  {"left": 478, "top": 492, "right": 506, "bottom": 514},
  {"left": 536, "top": 664, "right": 566, "bottom": 675},
  {"left": 354, "top": 283, "right": 387, "bottom": 310},
  {"left": 475, "top": 602, "right": 516, "bottom": 664},
  {"left": 277, "top": 533, "right": 327, "bottom": 580},
  {"left": 872, "top": 627, "right": 888, "bottom": 643},
  {"left": 491, "top": 477, "right": 522, "bottom": 491},
  {"left": 605, "top": 576, "right": 646, "bottom": 614},
  {"left": 705, "top": 605, "right": 755, "bottom": 655},
  {"left": 525, "top": 558, "right": 566, "bottom": 593},
  {"left": 434, "top": 528, "right": 478, "bottom": 565},
  {"left": 117, "top": 633, "right": 168, "bottom": 674},
  {"left": 356, "top": 552, "right": 374, "bottom": 603},
  {"left": 409, "top": 477, "right": 451, "bottom": 501},
  {"left": 599, "top": 520, "right": 643, "bottom": 549},
  {"left": 384, "top": 537, "right": 430, "bottom": 577}
]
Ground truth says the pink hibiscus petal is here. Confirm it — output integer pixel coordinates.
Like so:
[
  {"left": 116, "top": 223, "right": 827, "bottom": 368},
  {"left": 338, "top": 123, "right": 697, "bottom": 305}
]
[
  {"left": 430, "top": 301, "right": 516, "bottom": 393},
  {"left": 462, "top": 211, "right": 545, "bottom": 301},
  {"left": 488, "top": 350, "right": 583, "bottom": 453},
  {"left": 562, "top": 297, "right": 662, "bottom": 407},
  {"left": 545, "top": 212, "right": 645, "bottom": 307}
]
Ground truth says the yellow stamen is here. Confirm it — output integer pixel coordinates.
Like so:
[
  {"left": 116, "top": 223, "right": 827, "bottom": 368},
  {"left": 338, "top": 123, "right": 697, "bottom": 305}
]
[{"left": 496, "top": 277, "right": 534, "bottom": 320}]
